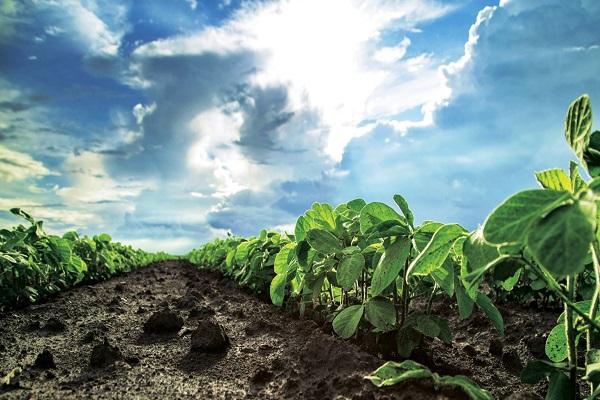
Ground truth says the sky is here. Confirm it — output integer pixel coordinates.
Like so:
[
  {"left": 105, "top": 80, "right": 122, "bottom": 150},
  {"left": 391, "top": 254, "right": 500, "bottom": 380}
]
[{"left": 0, "top": 0, "right": 599, "bottom": 254}]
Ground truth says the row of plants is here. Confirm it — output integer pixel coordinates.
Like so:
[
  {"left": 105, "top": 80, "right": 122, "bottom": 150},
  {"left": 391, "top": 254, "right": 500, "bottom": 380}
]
[
  {"left": 0, "top": 208, "right": 174, "bottom": 311},
  {"left": 187, "top": 94, "right": 600, "bottom": 399}
]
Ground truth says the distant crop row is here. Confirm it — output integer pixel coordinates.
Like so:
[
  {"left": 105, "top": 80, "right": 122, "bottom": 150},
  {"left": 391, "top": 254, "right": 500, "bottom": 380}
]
[
  {"left": 0, "top": 208, "right": 173, "bottom": 310},
  {"left": 187, "top": 95, "right": 600, "bottom": 400}
]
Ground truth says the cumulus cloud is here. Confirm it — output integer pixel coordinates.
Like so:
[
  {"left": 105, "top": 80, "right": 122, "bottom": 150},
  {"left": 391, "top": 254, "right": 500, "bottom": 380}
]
[{"left": 338, "top": 0, "right": 600, "bottom": 229}]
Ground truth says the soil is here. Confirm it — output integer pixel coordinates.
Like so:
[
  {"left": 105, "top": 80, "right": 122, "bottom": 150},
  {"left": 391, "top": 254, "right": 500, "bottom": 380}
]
[{"left": 0, "top": 261, "right": 557, "bottom": 399}]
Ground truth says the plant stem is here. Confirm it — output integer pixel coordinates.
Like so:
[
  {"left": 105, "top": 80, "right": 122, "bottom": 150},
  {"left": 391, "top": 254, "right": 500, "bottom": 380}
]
[
  {"left": 393, "top": 280, "right": 399, "bottom": 325},
  {"left": 588, "top": 242, "right": 600, "bottom": 394},
  {"left": 426, "top": 283, "right": 437, "bottom": 315},
  {"left": 400, "top": 259, "right": 409, "bottom": 326},
  {"left": 565, "top": 275, "right": 578, "bottom": 400}
]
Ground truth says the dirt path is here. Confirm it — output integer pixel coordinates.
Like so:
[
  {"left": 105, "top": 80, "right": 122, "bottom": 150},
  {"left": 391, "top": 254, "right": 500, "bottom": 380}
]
[{"left": 0, "top": 261, "right": 474, "bottom": 400}]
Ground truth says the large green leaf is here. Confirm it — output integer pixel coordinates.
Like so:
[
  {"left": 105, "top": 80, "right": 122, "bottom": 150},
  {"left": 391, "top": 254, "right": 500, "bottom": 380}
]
[
  {"left": 359, "top": 202, "right": 403, "bottom": 234},
  {"left": 431, "top": 258, "right": 455, "bottom": 296},
  {"left": 48, "top": 236, "right": 72, "bottom": 264},
  {"left": 520, "top": 360, "right": 567, "bottom": 384},
  {"left": 584, "top": 130, "right": 600, "bottom": 178},
  {"left": 407, "top": 224, "right": 465, "bottom": 277},
  {"left": 332, "top": 305, "right": 364, "bottom": 339},
  {"left": 365, "top": 297, "right": 396, "bottom": 331},
  {"left": 483, "top": 189, "right": 571, "bottom": 244},
  {"left": 461, "top": 229, "right": 501, "bottom": 296},
  {"left": 347, "top": 198, "right": 367, "bottom": 213},
  {"left": 535, "top": 169, "right": 572, "bottom": 191},
  {"left": 476, "top": 293, "right": 504, "bottom": 336},
  {"left": 545, "top": 324, "right": 569, "bottom": 362},
  {"left": 526, "top": 201, "right": 596, "bottom": 277},
  {"left": 393, "top": 194, "right": 414, "bottom": 226},
  {"left": 274, "top": 243, "right": 296, "bottom": 274},
  {"left": 306, "top": 229, "right": 342, "bottom": 254},
  {"left": 455, "top": 274, "right": 475, "bottom": 319},
  {"left": 306, "top": 203, "right": 337, "bottom": 231},
  {"left": 436, "top": 375, "right": 493, "bottom": 400},
  {"left": 371, "top": 237, "right": 411, "bottom": 297},
  {"left": 364, "top": 360, "right": 432, "bottom": 387},
  {"left": 337, "top": 252, "right": 365, "bottom": 290},
  {"left": 565, "top": 94, "right": 592, "bottom": 163},
  {"left": 546, "top": 372, "right": 571, "bottom": 400},
  {"left": 270, "top": 273, "right": 287, "bottom": 306},
  {"left": 294, "top": 215, "right": 311, "bottom": 242},
  {"left": 585, "top": 349, "right": 600, "bottom": 386}
]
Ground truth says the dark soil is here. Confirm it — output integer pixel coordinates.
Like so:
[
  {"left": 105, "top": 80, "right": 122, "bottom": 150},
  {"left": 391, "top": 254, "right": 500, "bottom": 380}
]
[{"left": 0, "top": 261, "right": 556, "bottom": 399}]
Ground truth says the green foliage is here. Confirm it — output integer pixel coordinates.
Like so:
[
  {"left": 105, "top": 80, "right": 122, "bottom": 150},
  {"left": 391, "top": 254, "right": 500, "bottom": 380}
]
[
  {"left": 0, "top": 208, "right": 173, "bottom": 310},
  {"left": 364, "top": 360, "right": 492, "bottom": 400}
]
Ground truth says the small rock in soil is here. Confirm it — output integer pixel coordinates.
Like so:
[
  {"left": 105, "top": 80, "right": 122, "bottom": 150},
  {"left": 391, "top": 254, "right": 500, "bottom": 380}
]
[
  {"left": 502, "top": 349, "right": 523, "bottom": 373},
  {"left": 34, "top": 349, "right": 56, "bottom": 369},
  {"left": 90, "top": 339, "right": 122, "bottom": 368},
  {"left": 251, "top": 367, "right": 273, "bottom": 384},
  {"left": 524, "top": 334, "right": 545, "bottom": 358},
  {"left": 462, "top": 344, "right": 478, "bottom": 356},
  {"left": 489, "top": 338, "right": 503, "bottom": 356},
  {"left": 143, "top": 309, "right": 184, "bottom": 334},
  {"left": 190, "top": 319, "right": 229, "bottom": 352},
  {"left": 43, "top": 318, "right": 65, "bottom": 333}
]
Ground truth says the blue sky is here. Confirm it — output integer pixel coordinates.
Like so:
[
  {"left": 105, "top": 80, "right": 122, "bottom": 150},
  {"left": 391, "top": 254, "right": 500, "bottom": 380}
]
[{"left": 1, "top": 0, "right": 599, "bottom": 254}]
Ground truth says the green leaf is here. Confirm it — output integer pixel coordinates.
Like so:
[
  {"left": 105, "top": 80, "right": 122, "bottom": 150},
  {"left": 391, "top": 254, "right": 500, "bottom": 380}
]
[
  {"left": 585, "top": 349, "right": 600, "bottom": 385},
  {"left": 565, "top": 94, "right": 592, "bottom": 164},
  {"left": 306, "top": 203, "right": 337, "bottom": 231},
  {"left": 584, "top": 130, "right": 600, "bottom": 178},
  {"left": 396, "top": 326, "right": 422, "bottom": 358},
  {"left": 455, "top": 273, "right": 475, "bottom": 319},
  {"left": 306, "top": 229, "right": 342, "bottom": 254},
  {"left": 359, "top": 202, "right": 403, "bottom": 235},
  {"left": 347, "top": 198, "right": 367, "bottom": 213},
  {"left": 48, "top": 236, "right": 72, "bottom": 264},
  {"left": 371, "top": 237, "right": 411, "bottom": 297},
  {"left": 274, "top": 243, "right": 296, "bottom": 274},
  {"left": 545, "top": 324, "right": 568, "bottom": 362},
  {"left": 461, "top": 229, "right": 501, "bottom": 295},
  {"left": 270, "top": 273, "right": 286, "bottom": 306},
  {"left": 393, "top": 194, "right": 414, "bottom": 226},
  {"left": 333, "top": 305, "right": 364, "bottom": 339},
  {"left": 436, "top": 375, "right": 493, "bottom": 400},
  {"left": 364, "top": 360, "right": 432, "bottom": 387},
  {"left": 365, "top": 297, "right": 396, "bottom": 331},
  {"left": 337, "top": 252, "right": 365, "bottom": 290},
  {"left": 527, "top": 201, "right": 596, "bottom": 277},
  {"left": 546, "top": 372, "right": 571, "bottom": 400},
  {"left": 97, "top": 233, "right": 112, "bottom": 243},
  {"left": 570, "top": 161, "right": 587, "bottom": 192},
  {"left": 521, "top": 360, "right": 567, "bottom": 384},
  {"left": 431, "top": 258, "right": 455, "bottom": 296},
  {"left": 294, "top": 215, "right": 311, "bottom": 242},
  {"left": 483, "top": 189, "right": 571, "bottom": 244},
  {"left": 235, "top": 241, "right": 252, "bottom": 264},
  {"left": 407, "top": 224, "right": 465, "bottom": 277},
  {"left": 413, "top": 314, "right": 441, "bottom": 338},
  {"left": 429, "top": 315, "right": 453, "bottom": 343},
  {"left": 476, "top": 293, "right": 504, "bottom": 336},
  {"left": 535, "top": 169, "right": 572, "bottom": 191}
]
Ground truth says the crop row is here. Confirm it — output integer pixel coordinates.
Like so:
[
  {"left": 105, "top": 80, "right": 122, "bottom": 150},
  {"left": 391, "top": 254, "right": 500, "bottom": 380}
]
[
  {"left": 187, "top": 95, "right": 600, "bottom": 400},
  {"left": 0, "top": 208, "right": 174, "bottom": 311}
]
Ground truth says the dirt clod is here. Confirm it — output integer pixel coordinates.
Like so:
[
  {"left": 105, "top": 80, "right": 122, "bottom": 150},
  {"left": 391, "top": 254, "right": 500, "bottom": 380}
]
[
  {"left": 143, "top": 309, "right": 184, "bottom": 334},
  {"left": 190, "top": 319, "right": 229, "bottom": 352},
  {"left": 489, "top": 338, "right": 503, "bottom": 356},
  {"left": 34, "top": 349, "right": 56, "bottom": 369},
  {"left": 90, "top": 339, "right": 122, "bottom": 368},
  {"left": 43, "top": 318, "right": 65, "bottom": 333}
]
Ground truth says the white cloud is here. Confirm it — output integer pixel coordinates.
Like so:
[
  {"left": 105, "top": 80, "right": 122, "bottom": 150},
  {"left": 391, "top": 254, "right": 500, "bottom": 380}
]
[
  {"left": 133, "top": 0, "right": 454, "bottom": 162},
  {"left": 55, "top": 151, "right": 152, "bottom": 204},
  {"left": 0, "top": 145, "right": 56, "bottom": 182},
  {"left": 36, "top": 0, "right": 128, "bottom": 57},
  {"left": 373, "top": 37, "right": 411, "bottom": 63},
  {"left": 132, "top": 102, "right": 157, "bottom": 125}
]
